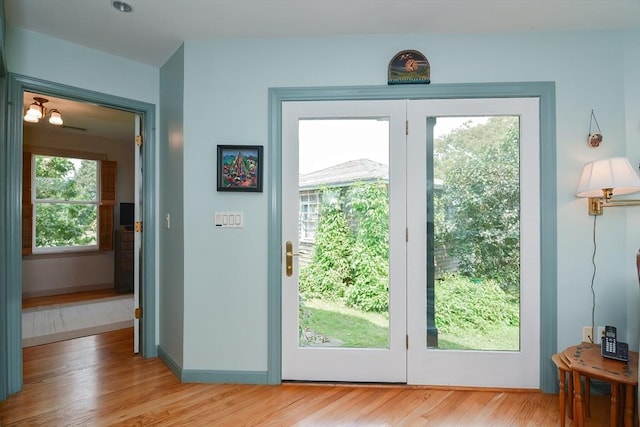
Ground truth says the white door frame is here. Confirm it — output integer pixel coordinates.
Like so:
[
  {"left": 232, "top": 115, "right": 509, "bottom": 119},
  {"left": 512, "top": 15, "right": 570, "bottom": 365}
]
[{"left": 267, "top": 83, "right": 558, "bottom": 392}]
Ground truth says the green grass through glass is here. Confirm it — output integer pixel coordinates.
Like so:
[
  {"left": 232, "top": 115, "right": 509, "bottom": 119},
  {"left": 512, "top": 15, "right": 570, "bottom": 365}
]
[{"left": 299, "top": 299, "right": 519, "bottom": 351}]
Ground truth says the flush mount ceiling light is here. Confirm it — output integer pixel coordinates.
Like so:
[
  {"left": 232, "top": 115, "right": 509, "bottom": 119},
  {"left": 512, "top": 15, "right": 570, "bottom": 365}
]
[
  {"left": 23, "top": 97, "right": 64, "bottom": 126},
  {"left": 112, "top": 1, "right": 133, "bottom": 13}
]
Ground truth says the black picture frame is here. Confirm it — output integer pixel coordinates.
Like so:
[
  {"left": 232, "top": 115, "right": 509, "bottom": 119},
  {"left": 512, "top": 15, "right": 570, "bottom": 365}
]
[{"left": 217, "top": 145, "right": 263, "bottom": 192}]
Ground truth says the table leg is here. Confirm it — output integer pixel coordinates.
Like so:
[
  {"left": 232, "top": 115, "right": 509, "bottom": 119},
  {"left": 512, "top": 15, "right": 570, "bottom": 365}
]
[
  {"left": 585, "top": 376, "right": 591, "bottom": 417},
  {"left": 568, "top": 371, "right": 573, "bottom": 420},
  {"left": 557, "top": 367, "right": 566, "bottom": 427},
  {"left": 573, "top": 369, "right": 584, "bottom": 427},
  {"left": 611, "top": 382, "right": 618, "bottom": 427},
  {"left": 624, "top": 384, "right": 633, "bottom": 427}
]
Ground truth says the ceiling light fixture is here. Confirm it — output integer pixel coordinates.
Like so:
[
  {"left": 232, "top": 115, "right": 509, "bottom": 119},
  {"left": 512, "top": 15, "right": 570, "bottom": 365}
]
[
  {"left": 23, "top": 97, "right": 64, "bottom": 126},
  {"left": 112, "top": 1, "right": 133, "bottom": 13}
]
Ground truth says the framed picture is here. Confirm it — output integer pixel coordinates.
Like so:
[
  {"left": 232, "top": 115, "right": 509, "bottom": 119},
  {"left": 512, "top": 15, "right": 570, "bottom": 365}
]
[
  {"left": 388, "top": 49, "right": 430, "bottom": 85},
  {"left": 217, "top": 145, "right": 263, "bottom": 192}
]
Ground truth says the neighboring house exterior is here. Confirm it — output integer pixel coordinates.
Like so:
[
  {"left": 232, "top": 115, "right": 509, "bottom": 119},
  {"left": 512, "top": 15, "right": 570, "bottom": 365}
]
[
  {"left": 298, "top": 158, "right": 388, "bottom": 243},
  {"left": 298, "top": 158, "right": 455, "bottom": 276}
]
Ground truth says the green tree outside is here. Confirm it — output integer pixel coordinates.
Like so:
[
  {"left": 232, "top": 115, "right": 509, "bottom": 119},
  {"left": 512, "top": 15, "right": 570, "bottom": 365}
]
[
  {"left": 298, "top": 117, "right": 521, "bottom": 348},
  {"left": 34, "top": 155, "right": 98, "bottom": 248}
]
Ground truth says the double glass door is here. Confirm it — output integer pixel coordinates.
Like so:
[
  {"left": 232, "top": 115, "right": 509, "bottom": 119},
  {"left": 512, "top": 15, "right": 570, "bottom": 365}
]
[{"left": 281, "top": 98, "right": 540, "bottom": 388}]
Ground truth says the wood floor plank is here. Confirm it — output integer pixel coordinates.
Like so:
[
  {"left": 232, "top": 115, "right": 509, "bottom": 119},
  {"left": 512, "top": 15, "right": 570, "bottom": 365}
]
[
  {"left": 22, "top": 288, "right": 124, "bottom": 309},
  {"left": 0, "top": 328, "right": 618, "bottom": 426}
]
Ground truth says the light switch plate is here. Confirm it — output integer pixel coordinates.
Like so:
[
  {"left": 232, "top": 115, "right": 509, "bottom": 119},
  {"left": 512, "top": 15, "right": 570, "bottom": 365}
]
[{"left": 215, "top": 211, "right": 243, "bottom": 228}]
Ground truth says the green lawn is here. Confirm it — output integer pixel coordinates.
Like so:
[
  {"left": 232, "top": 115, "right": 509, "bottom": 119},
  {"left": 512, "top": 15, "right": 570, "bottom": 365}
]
[{"left": 299, "top": 299, "right": 519, "bottom": 351}]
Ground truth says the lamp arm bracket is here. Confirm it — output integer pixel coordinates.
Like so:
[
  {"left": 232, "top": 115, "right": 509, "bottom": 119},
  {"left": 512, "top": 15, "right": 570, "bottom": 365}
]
[
  {"left": 587, "top": 196, "right": 640, "bottom": 215},
  {"left": 603, "top": 199, "right": 640, "bottom": 208}
]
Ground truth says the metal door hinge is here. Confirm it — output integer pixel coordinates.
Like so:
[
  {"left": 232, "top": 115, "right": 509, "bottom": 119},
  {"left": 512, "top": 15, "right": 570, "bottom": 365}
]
[
  {"left": 135, "top": 307, "right": 142, "bottom": 319},
  {"left": 135, "top": 135, "right": 143, "bottom": 147},
  {"left": 406, "top": 335, "right": 409, "bottom": 349},
  {"left": 405, "top": 120, "right": 409, "bottom": 135},
  {"left": 135, "top": 221, "right": 143, "bottom": 233},
  {"left": 406, "top": 228, "right": 409, "bottom": 242}
]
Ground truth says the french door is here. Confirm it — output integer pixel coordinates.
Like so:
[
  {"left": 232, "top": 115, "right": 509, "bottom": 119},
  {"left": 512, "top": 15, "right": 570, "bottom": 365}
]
[
  {"left": 406, "top": 98, "right": 540, "bottom": 387},
  {"left": 281, "top": 97, "right": 540, "bottom": 387},
  {"left": 281, "top": 100, "right": 408, "bottom": 382}
]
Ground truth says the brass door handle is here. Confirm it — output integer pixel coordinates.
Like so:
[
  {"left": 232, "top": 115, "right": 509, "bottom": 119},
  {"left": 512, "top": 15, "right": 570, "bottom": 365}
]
[{"left": 285, "top": 241, "right": 300, "bottom": 277}]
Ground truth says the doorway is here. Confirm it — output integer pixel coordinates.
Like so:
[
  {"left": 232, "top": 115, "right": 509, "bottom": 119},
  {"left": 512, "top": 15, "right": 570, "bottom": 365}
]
[
  {"left": 20, "top": 92, "right": 136, "bottom": 348},
  {"left": 1, "top": 73, "right": 157, "bottom": 395},
  {"left": 267, "top": 83, "right": 557, "bottom": 391},
  {"left": 281, "top": 97, "right": 540, "bottom": 387}
]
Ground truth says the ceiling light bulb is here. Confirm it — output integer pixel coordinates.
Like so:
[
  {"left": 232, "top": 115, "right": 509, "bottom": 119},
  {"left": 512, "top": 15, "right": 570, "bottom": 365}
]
[
  {"left": 49, "top": 110, "right": 63, "bottom": 126},
  {"left": 112, "top": 1, "right": 133, "bottom": 12},
  {"left": 27, "top": 103, "right": 43, "bottom": 119},
  {"left": 23, "top": 113, "right": 39, "bottom": 123}
]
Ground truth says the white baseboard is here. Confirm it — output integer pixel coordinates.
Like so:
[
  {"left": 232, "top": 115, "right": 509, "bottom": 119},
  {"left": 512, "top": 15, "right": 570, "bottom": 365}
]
[{"left": 22, "top": 283, "right": 113, "bottom": 299}]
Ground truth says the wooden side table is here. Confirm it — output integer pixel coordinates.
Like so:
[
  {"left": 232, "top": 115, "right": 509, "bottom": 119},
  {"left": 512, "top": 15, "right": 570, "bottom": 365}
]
[{"left": 563, "top": 342, "right": 638, "bottom": 427}]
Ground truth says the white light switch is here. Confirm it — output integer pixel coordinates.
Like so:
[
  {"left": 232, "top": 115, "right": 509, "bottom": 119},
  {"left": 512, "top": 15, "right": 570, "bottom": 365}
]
[{"left": 215, "top": 211, "right": 243, "bottom": 228}]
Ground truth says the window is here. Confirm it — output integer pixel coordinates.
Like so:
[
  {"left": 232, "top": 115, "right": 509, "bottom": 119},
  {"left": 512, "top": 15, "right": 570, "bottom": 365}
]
[
  {"left": 299, "top": 190, "right": 319, "bottom": 241},
  {"left": 33, "top": 155, "right": 99, "bottom": 252},
  {"left": 22, "top": 150, "right": 116, "bottom": 255}
]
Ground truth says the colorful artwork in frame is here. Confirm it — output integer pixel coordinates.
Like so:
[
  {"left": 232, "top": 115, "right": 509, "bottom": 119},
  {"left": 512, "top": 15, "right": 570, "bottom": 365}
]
[
  {"left": 388, "top": 49, "right": 430, "bottom": 85},
  {"left": 217, "top": 145, "right": 263, "bottom": 192}
]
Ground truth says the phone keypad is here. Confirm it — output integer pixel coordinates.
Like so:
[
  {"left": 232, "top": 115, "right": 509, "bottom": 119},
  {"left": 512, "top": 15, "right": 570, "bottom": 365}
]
[{"left": 605, "top": 338, "right": 615, "bottom": 353}]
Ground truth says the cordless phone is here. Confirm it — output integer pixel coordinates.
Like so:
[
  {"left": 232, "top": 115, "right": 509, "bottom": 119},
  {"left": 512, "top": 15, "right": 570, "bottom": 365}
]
[{"left": 601, "top": 326, "right": 629, "bottom": 362}]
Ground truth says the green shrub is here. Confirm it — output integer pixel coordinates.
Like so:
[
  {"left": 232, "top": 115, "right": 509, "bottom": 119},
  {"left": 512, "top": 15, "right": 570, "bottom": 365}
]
[
  {"left": 299, "top": 201, "right": 353, "bottom": 300},
  {"left": 345, "top": 182, "right": 389, "bottom": 312},
  {"left": 435, "top": 274, "right": 519, "bottom": 334}
]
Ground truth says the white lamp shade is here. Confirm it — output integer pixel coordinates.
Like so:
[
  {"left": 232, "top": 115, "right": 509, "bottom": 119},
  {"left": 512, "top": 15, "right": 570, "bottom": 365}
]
[
  {"left": 49, "top": 110, "right": 63, "bottom": 125},
  {"left": 576, "top": 157, "right": 640, "bottom": 197},
  {"left": 23, "top": 113, "right": 39, "bottom": 123},
  {"left": 26, "top": 103, "right": 43, "bottom": 119}
]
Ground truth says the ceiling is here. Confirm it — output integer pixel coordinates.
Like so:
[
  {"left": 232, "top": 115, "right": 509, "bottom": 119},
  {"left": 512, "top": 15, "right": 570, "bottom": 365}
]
[
  {"left": 22, "top": 92, "right": 135, "bottom": 142},
  {"left": 9, "top": 1, "right": 640, "bottom": 140},
  {"left": 5, "top": 0, "right": 640, "bottom": 68}
]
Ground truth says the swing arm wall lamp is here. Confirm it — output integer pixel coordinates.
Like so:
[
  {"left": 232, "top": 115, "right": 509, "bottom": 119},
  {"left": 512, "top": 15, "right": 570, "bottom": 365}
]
[{"left": 576, "top": 157, "right": 640, "bottom": 216}]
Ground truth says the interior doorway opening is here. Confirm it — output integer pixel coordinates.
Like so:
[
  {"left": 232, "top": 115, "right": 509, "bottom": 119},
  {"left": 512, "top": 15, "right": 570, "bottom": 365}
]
[
  {"left": 2, "top": 73, "right": 157, "bottom": 396},
  {"left": 21, "top": 92, "right": 136, "bottom": 348}
]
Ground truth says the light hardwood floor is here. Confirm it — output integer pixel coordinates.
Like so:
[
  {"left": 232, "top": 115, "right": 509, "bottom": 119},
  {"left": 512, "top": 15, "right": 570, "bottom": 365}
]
[
  {"left": 22, "top": 288, "right": 124, "bottom": 310},
  {"left": 0, "top": 327, "right": 616, "bottom": 426}
]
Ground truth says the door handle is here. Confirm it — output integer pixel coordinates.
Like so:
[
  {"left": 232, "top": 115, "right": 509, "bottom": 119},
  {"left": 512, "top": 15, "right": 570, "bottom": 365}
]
[{"left": 285, "top": 240, "right": 300, "bottom": 277}]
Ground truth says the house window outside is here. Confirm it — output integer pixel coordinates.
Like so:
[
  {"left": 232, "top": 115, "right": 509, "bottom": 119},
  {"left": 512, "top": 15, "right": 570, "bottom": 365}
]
[
  {"left": 32, "top": 154, "right": 99, "bottom": 253},
  {"left": 299, "top": 190, "right": 319, "bottom": 241}
]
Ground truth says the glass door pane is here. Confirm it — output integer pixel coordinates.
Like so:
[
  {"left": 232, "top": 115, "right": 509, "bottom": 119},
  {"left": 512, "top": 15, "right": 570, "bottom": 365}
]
[
  {"left": 297, "top": 118, "right": 390, "bottom": 349},
  {"left": 429, "top": 116, "right": 521, "bottom": 352}
]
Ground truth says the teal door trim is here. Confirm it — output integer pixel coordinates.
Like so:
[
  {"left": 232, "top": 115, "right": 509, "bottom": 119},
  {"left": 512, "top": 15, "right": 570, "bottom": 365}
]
[
  {"left": 1, "top": 73, "right": 157, "bottom": 396},
  {"left": 267, "top": 82, "right": 557, "bottom": 392}
]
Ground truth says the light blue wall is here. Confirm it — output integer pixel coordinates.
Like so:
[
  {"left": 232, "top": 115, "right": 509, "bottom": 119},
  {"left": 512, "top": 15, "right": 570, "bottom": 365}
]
[
  {"left": 180, "top": 30, "right": 640, "bottom": 371},
  {"left": 6, "top": 28, "right": 157, "bottom": 104},
  {"left": 0, "top": 0, "right": 7, "bottom": 402},
  {"left": 159, "top": 44, "right": 185, "bottom": 367},
  {"left": 623, "top": 30, "right": 640, "bottom": 346},
  {"left": 4, "top": 24, "right": 640, "bottom": 379},
  {"left": 0, "top": 0, "right": 6, "bottom": 77}
]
